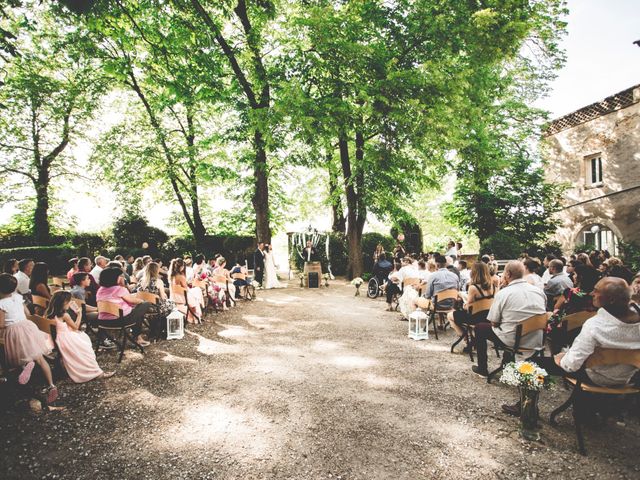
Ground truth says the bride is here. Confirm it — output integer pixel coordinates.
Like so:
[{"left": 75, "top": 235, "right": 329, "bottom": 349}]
[{"left": 263, "top": 244, "right": 283, "bottom": 289}]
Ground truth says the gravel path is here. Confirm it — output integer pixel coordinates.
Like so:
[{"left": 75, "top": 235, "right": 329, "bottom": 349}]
[{"left": 1, "top": 282, "right": 639, "bottom": 479}]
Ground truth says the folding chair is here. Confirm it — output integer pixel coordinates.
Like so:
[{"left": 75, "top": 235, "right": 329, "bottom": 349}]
[
  {"left": 69, "top": 297, "right": 95, "bottom": 345},
  {"left": 427, "top": 288, "right": 458, "bottom": 340},
  {"left": 134, "top": 291, "right": 162, "bottom": 338},
  {"left": 231, "top": 272, "right": 254, "bottom": 300},
  {"left": 486, "top": 312, "right": 552, "bottom": 383},
  {"left": 450, "top": 297, "right": 493, "bottom": 361},
  {"left": 211, "top": 274, "right": 235, "bottom": 308},
  {"left": 560, "top": 310, "right": 596, "bottom": 337},
  {"left": 172, "top": 285, "right": 201, "bottom": 324},
  {"left": 97, "top": 301, "right": 145, "bottom": 363},
  {"left": 31, "top": 295, "right": 49, "bottom": 316},
  {"left": 549, "top": 348, "right": 640, "bottom": 455}
]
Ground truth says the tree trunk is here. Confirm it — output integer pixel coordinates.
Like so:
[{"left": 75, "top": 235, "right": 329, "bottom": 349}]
[
  {"left": 327, "top": 155, "right": 346, "bottom": 234},
  {"left": 185, "top": 108, "right": 207, "bottom": 246},
  {"left": 33, "top": 170, "right": 50, "bottom": 244},
  {"left": 253, "top": 129, "right": 271, "bottom": 243},
  {"left": 339, "top": 134, "right": 364, "bottom": 279}
]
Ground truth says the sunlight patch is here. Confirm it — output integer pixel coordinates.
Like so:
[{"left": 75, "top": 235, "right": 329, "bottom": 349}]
[{"left": 329, "top": 355, "right": 376, "bottom": 369}]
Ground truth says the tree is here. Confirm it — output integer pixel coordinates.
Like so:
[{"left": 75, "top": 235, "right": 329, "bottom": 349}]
[{"left": 0, "top": 10, "right": 105, "bottom": 243}]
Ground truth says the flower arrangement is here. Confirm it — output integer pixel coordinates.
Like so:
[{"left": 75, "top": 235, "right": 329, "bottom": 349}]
[
  {"left": 251, "top": 280, "right": 260, "bottom": 288},
  {"left": 500, "top": 361, "right": 553, "bottom": 391},
  {"left": 351, "top": 277, "right": 364, "bottom": 296},
  {"left": 322, "top": 273, "right": 330, "bottom": 287},
  {"left": 298, "top": 273, "right": 305, "bottom": 287}
]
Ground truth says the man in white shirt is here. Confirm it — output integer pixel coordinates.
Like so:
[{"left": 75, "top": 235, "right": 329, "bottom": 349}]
[
  {"left": 472, "top": 261, "right": 546, "bottom": 377},
  {"left": 90, "top": 256, "right": 109, "bottom": 286},
  {"left": 445, "top": 241, "right": 458, "bottom": 261},
  {"left": 396, "top": 257, "right": 419, "bottom": 285},
  {"left": 14, "top": 258, "right": 34, "bottom": 295},
  {"left": 540, "top": 254, "right": 556, "bottom": 286},
  {"left": 543, "top": 259, "right": 573, "bottom": 310}
]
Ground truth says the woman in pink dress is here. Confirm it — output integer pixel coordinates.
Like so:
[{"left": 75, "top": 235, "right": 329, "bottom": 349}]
[
  {"left": 46, "top": 291, "right": 114, "bottom": 383},
  {"left": 0, "top": 274, "right": 58, "bottom": 403},
  {"left": 168, "top": 258, "right": 203, "bottom": 323}
]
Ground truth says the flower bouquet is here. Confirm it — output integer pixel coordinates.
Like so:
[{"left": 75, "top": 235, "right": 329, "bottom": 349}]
[
  {"left": 299, "top": 273, "right": 305, "bottom": 287},
  {"left": 351, "top": 277, "right": 364, "bottom": 296},
  {"left": 322, "top": 273, "right": 330, "bottom": 287},
  {"left": 501, "top": 361, "right": 553, "bottom": 440}
]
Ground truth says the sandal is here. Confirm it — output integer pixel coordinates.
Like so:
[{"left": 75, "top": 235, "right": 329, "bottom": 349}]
[
  {"left": 18, "top": 361, "right": 35, "bottom": 385},
  {"left": 100, "top": 371, "right": 116, "bottom": 379},
  {"left": 45, "top": 385, "right": 58, "bottom": 404}
]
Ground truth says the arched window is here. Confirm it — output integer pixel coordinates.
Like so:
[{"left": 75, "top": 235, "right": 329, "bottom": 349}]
[{"left": 579, "top": 224, "right": 619, "bottom": 254}]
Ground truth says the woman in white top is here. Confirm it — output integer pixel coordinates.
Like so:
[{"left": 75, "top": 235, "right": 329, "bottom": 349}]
[
  {"left": 523, "top": 258, "right": 544, "bottom": 290},
  {"left": 0, "top": 274, "right": 58, "bottom": 403},
  {"left": 263, "top": 244, "right": 283, "bottom": 289}
]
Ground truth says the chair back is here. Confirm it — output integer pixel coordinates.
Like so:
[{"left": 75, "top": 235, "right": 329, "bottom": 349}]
[
  {"left": 211, "top": 275, "right": 228, "bottom": 284},
  {"left": 51, "top": 277, "right": 66, "bottom": 288},
  {"left": 70, "top": 296, "right": 85, "bottom": 306},
  {"left": 432, "top": 288, "right": 458, "bottom": 311},
  {"left": 585, "top": 348, "right": 640, "bottom": 369},
  {"left": 519, "top": 312, "right": 552, "bottom": 337},
  {"left": 562, "top": 310, "right": 596, "bottom": 332},
  {"left": 97, "top": 301, "right": 123, "bottom": 319},
  {"left": 415, "top": 297, "right": 430, "bottom": 310},
  {"left": 28, "top": 313, "right": 56, "bottom": 335},
  {"left": 192, "top": 278, "right": 207, "bottom": 288},
  {"left": 135, "top": 291, "right": 159, "bottom": 304},
  {"left": 31, "top": 294, "right": 49, "bottom": 314},
  {"left": 403, "top": 277, "right": 421, "bottom": 288},
  {"left": 231, "top": 272, "right": 247, "bottom": 280},
  {"left": 469, "top": 298, "right": 493, "bottom": 316}
]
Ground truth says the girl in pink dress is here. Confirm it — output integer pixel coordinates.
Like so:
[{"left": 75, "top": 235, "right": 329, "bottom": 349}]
[
  {"left": 0, "top": 274, "right": 58, "bottom": 403},
  {"left": 46, "top": 291, "right": 114, "bottom": 383}
]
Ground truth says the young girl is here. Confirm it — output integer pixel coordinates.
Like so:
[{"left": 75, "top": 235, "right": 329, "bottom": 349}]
[
  {"left": 45, "top": 291, "right": 114, "bottom": 383},
  {"left": 169, "top": 258, "right": 203, "bottom": 322},
  {"left": 0, "top": 273, "right": 58, "bottom": 403}
]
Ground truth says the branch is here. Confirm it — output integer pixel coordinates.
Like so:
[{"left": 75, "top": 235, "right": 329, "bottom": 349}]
[
  {"left": 0, "top": 142, "right": 35, "bottom": 152},
  {"left": 0, "top": 166, "right": 36, "bottom": 182}
]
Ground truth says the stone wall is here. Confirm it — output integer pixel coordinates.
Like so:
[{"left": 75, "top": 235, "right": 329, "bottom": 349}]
[{"left": 543, "top": 85, "right": 640, "bottom": 253}]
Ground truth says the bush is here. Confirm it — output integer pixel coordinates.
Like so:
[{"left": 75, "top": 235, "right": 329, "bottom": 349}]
[
  {"left": 162, "top": 235, "right": 255, "bottom": 266},
  {"left": 289, "top": 233, "right": 348, "bottom": 276},
  {"left": 619, "top": 241, "right": 640, "bottom": 274},
  {"left": 0, "top": 244, "right": 77, "bottom": 275},
  {"left": 480, "top": 231, "right": 521, "bottom": 260},
  {"left": 111, "top": 214, "right": 169, "bottom": 257},
  {"left": 362, "top": 232, "right": 395, "bottom": 272},
  {"left": 69, "top": 233, "right": 108, "bottom": 258}
]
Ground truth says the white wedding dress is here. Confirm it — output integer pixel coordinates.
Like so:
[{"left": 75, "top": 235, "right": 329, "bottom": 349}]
[{"left": 263, "top": 251, "right": 283, "bottom": 289}]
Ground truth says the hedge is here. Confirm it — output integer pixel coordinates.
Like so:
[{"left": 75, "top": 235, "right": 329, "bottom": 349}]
[{"left": 0, "top": 245, "right": 77, "bottom": 275}]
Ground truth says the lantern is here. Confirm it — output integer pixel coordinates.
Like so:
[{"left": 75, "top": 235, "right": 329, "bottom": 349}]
[
  {"left": 142, "top": 242, "right": 149, "bottom": 249},
  {"left": 166, "top": 309, "right": 184, "bottom": 340},
  {"left": 408, "top": 297, "right": 431, "bottom": 340},
  {"left": 397, "top": 233, "right": 405, "bottom": 242}
]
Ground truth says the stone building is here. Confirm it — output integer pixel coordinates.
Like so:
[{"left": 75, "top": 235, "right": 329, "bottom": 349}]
[{"left": 544, "top": 83, "right": 640, "bottom": 254}]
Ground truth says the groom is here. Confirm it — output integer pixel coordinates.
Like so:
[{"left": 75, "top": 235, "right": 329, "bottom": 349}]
[{"left": 253, "top": 242, "right": 265, "bottom": 286}]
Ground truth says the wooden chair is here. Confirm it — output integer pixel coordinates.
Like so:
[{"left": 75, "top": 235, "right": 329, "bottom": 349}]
[
  {"left": 232, "top": 272, "right": 255, "bottom": 300},
  {"left": 487, "top": 312, "right": 552, "bottom": 383},
  {"left": 50, "top": 277, "right": 68, "bottom": 289},
  {"left": 97, "top": 301, "right": 144, "bottom": 363},
  {"left": 27, "top": 313, "right": 56, "bottom": 337},
  {"left": 31, "top": 295, "right": 49, "bottom": 316},
  {"left": 69, "top": 296, "right": 92, "bottom": 338},
  {"left": 134, "top": 291, "right": 163, "bottom": 338},
  {"left": 427, "top": 288, "right": 458, "bottom": 340},
  {"left": 450, "top": 297, "right": 494, "bottom": 361},
  {"left": 192, "top": 278, "right": 214, "bottom": 313},
  {"left": 550, "top": 348, "right": 640, "bottom": 455},
  {"left": 211, "top": 274, "right": 234, "bottom": 308},
  {"left": 403, "top": 277, "right": 422, "bottom": 296},
  {"left": 561, "top": 310, "right": 596, "bottom": 336},
  {"left": 172, "top": 285, "right": 201, "bottom": 324}
]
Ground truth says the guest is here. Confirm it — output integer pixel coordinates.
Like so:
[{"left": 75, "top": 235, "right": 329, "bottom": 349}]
[
  {"left": 488, "top": 261, "right": 501, "bottom": 291},
  {"left": 71, "top": 258, "right": 98, "bottom": 304},
  {"left": 425, "top": 254, "right": 460, "bottom": 309},
  {"left": 66, "top": 257, "right": 79, "bottom": 282},
  {"left": 385, "top": 261, "right": 403, "bottom": 311},
  {"left": 576, "top": 252, "right": 593, "bottom": 268},
  {"left": 168, "top": 258, "right": 203, "bottom": 323},
  {"left": 29, "top": 262, "right": 52, "bottom": 300},
  {"left": 607, "top": 264, "right": 634, "bottom": 284},
  {"left": 135, "top": 262, "right": 175, "bottom": 321},
  {"left": 0, "top": 274, "right": 58, "bottom": 403},
  {"left": 253, "top": 243, "right": 265, "bottom": 286},
  {"left": 90, "top": 256, "right": 109, "bottom": 286},
  {"left": 212, "top": 257, "right": 237, "bottom": 306},
  {"left": 373, "top": 253, "right": 393, "bottom": 285},
  {"left": 230, "top": 262, "right": 248, "bottom": 299},
  {"left": 46, "top": 291, "right": 114, "bottom": 383},
  {"left": 14, "top": 258, "right": 34, "bottom": 295},
  {"left": 132, "top": 257, "right": 145, "bottom": 280},
  {"left": 631, "top": 273, "right": 640, "bottom": 303},
  {"left": 524, "top": 258, "right": 544, "bottom": 290},
  {"left": 3, "top": 258, "right": 18, "bottom": 275},
  {"left": 448, "top": 261, "right": 495, "bottom": 347},
  {"left": 192, "top": 254, "right": 207, "bottom": 280},
  {"left": 125, "top": 255, "right": 135, "bottom": 276},
  {"left": 445, "top": 256, "right": 460, "bottom": 280},
  {"left": 96, "top": 267, "right": 151, "bottom": 346},
  {"left": 472, "top": 261, "right": 546, "bottom": 377},
  {"left": 541, "top": 254, "right": 556, "bottom": 285},
  {"left": 456, "top": 242, "right": 463, "bottom": 257},
  {"left": 457, "top": 260, "right": 470, "bottom": 291},
  {"left": 544, "top": 259, "right": 573, "bottom": 311},
  {"left": 416, "top": 260, "right": 430, "bottom": 289},
  {"left": 184, "top": 256, "right": 194, "bottom": 282},
  {"left": 445, "top": 241, "right": 458, "bottom": 261}
]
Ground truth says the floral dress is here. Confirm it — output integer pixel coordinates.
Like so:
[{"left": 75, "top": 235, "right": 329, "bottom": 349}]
[
  {"left": 135, "top": 280, "right": 175, "bottom": 318},
  {"left": 547, "top": 287, "right": 595, "bottom": 354}
]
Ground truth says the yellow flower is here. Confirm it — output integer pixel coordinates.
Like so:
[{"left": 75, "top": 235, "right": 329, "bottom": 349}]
[
  {"left": 518, "top": 363, "right": 535, "bottom": 375},
  {"left": 537, "top": 375, "right": 545, "bottom": 383}
]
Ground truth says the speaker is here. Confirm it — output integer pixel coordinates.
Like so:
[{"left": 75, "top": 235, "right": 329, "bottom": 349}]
[{"left": 307, "top": 271, "right": 319, "bottom": 288}]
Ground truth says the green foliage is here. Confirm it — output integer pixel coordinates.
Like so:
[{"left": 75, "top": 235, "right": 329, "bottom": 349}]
[
  {"left": 290, "top": 233, "right": 348, "bottom": 277},
  {"left": 161, "top": 235, "right": 255, "bottom": 266},
  {"left": 619, "top": 241, "right": 640, "bottom": 274},
  {"left": 480, "top": 232, "right": 522, "bottom": 260},
  {"left": 0, "top": 244, "right": 76, "bottom": 274},
  {"left": 111, "top": 214, "right": 168, "bottom": 256},
  {"left": 361, "top": 233, "right": 395, "bottom": 272}
]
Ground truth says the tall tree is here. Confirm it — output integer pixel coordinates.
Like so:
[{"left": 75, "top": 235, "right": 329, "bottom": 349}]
[{"left": 0, "top": 11, "right": 105, "bottom": 243}]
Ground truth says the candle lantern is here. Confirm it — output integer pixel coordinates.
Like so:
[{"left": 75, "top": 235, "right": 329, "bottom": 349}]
[
  {"left": 408, "top": 298, "right": 430, "bottom": 340},
  {"left": 166, "top": 309, "right": 184, "bottom": 340}
]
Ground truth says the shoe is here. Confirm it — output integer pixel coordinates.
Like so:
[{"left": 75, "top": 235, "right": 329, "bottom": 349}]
[
  {"left": 99, "top": 339, "right": 117, "bottom": 350},
  {"left": 44, "top": 385, "right": 58, "bottom": 404},
  {"left": 18, "top": 361, "right": 35, "bottom": 385},
  {"left": 462, "top": 345, "right": 472, "bottom": 354},
  {"left": 502, "top": 402, "right": 521, "bottom": 417},
  {"left": 472, "top": 366, "right": 489, "bottom": 378}
]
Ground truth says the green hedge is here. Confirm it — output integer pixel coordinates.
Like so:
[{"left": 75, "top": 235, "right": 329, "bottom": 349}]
[
  {"left": 289, "top": 233, "right": 348, "bottom": 276},
  {"left": 162, "top": 235, "right": 256, "bottom": 265},
  {"left": 0, "top": 245, "right": 77, "bottom": 275},
  {"left": 362, "top": 232, "right": 395, "bottom": 272}
]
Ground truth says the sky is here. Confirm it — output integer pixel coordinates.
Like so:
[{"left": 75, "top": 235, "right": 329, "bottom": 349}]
[
  {"left": 2, "top": 1, "right": 639, "bottom": 234},
  {"left": 536, "top": 0, "right": 640, "bottom": 118}
]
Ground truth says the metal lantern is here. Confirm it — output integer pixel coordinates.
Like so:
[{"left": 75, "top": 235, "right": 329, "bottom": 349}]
[
  {"left": 408, "top": 307, "right": 429, "bottom": 340},
  {"left": 166, "top": 309, "right": 184, "bottom": 340}
]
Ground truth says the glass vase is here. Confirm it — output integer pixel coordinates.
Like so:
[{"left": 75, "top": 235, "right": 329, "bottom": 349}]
[{"left": 519, "top": 387, "right": 540, "bottom": 441}]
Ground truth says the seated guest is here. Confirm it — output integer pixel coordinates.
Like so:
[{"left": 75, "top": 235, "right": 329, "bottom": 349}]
[
  {"left": 212, "top": 257, "right": 237, "bottom": 306},
  {"left": 457, "top": 260, "right": 470, "bottom": 291},
  {"left": 46, "top": 291, "right": 114, "bottom": 383},
  {"left": 445, "top": 256, "right": 460, "bottom": 280},
  {"left": 544, "top": 259, "right": 573, "bottom": 311},
  {"left": 66, "top": 257, "right": 79, "bottom": 282},
  {"left": 425, "top": 254, "right": 460, "bottom": 308},
  {"left": 472, "top": 261, "right": 546, "bottom": 377},
  {"left": 541, "top": 254, "right": 556, "bottom": 285},
  {"left": 184, "top": 256, "right": 194, "bottom": 283},
  {"left": 0, "top": 274, "right": 58, "bottom": 403},
  {"left": 71, "top": 257, "right": 98, "bottom": 304},
  {"left": 192, "top": 254, "right": 207, "bottom": 280},
  {"left": 230, "top": 261, "right": 249, "bottom": 299},
  {"left": 125, "top": 255, "right": 135, "bottom": 276},
  {"left": 488, "top": 261, "right": 501, "bottom": 291},
  {"left": 14, "top": 258, "right": 34, "bottom": 295},
  {"left": 107, "top": 260, "right": 131, "bottom": 288},
  {"left": 632, "top": 273, "right": 640, "bottom": 303},
  {"left": 69, "top": 272, "right": 101, "bottom": 326},
  {"left": 135, "top": 262, "right": 175, "bottom": 321},
  {"left": 607, "top": 264, "right": 634, "bottom": 284},
  {"left": 3, "top": 258, "right": 18, "bottom": 275},
  {"left": 132, "top": 257, "right": 145, "bottom": 280},
  {"left": 373, "top": 253, "right": 393, "bottom": 285},
  {"left": 524, "top": 258, "right": 543, "bottom": 290},
  {"left": 29, "top": 262, "right": 52, "bottom": 300},
  {"left": 534, "top": 278, "right": 640, "bottom": 387},
  {"left": 90, "top": 256, "right": 109, "bottom": 286},
  {"left": 448, "top": 261, "right": 495, "bottom": 349},
  {"left": 96, "top": 267, "right": 151, "bottom": 347},
  {"left": 480, "top": 254, "right": 491, "bottom": 264},
  {"left": 385, "top": 261, "right": 403, "bottom": 311},
  {"left": 416, "top": 260, "right": 430, "bottom": 288},
  {"left": 169, "top": 258, "right": 203, "bottom": 322}
]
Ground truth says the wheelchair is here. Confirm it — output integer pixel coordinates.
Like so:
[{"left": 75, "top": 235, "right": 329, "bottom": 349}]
[{"left": 367, "top": 276, "right": 384, "bottom": 298}]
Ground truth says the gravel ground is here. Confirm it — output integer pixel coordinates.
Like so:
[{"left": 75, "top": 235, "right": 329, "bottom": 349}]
[{"left": 1, "top": 281, "right": 639, "bottom": 479}]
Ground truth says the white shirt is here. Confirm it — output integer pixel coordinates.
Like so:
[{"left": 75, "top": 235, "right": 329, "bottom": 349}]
[
  {"left": 14, "top": 271, "right": 30, "bottom": 295},
  {"left": 90, "top": 266, "right": 103, "bottom": 285},
  {"left": 396, "top": 265, "right": 419, "bottom": 284},
  {"left": 0, "top": 293, "right": 27, "bottom": 326},
  {"left": 445, "top": 247, "right": 458, "bottom": 258},
  {"left": 541, "top": 268, "right": 551, "bottom": 285},
  {"left": 459, "top": 268, "right": 471, "bottom": 289},
  {"left": 524, "top": 273, "right": 544, "bottom": 291},
  {"left": 487, "top": 279, "right": 547, "bottom": 350},
  {"left": 185, "top": 266, "right": 194, "bottom": 282},
  {"left": 560, "top": 307, "right": 640, "bottom": 387}
]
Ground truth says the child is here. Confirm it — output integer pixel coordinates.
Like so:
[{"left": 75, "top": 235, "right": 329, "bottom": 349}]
[
  {"left": 0, "top": 273, "right": 58, "bottom": 403},
  {"left": 46, "top": 291, "right": 114, "bottom": 383}
]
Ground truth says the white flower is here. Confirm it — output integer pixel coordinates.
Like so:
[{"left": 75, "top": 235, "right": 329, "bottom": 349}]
[
  {"left": 351, "top": 277, "right": 364, "bottom": 287},
  {"left": 251, "top": 280, "right": 260, "bottom": 288}
]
